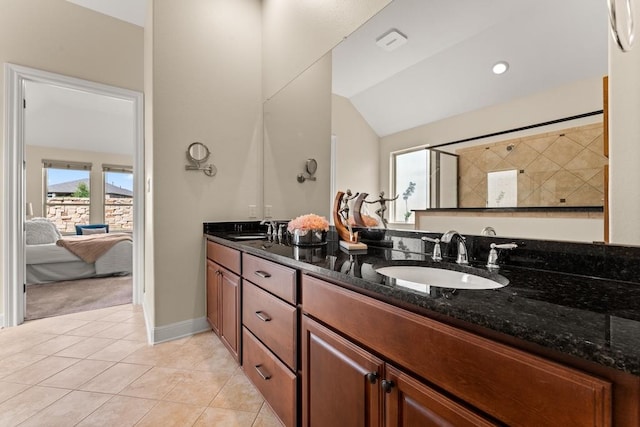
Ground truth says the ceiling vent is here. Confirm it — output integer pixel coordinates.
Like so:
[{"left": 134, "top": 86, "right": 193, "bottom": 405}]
[{"left": 375, "top": 29, "right": 408, "bottom": 52}]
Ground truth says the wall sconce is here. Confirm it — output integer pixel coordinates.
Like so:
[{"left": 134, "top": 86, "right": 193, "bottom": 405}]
[
  {"left": 185, "top": 142, "right": 216, "bottom": 177},
  {"left": 297, "top": 158, "right": 318, "bottom": 183}
]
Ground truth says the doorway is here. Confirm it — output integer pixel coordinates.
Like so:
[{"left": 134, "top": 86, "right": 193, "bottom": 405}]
[{"left": 3, "top": 64, "right": 144, "bottom": 326}]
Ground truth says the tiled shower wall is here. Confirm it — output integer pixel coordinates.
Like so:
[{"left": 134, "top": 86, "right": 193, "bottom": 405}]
[{"left": 456, "top": 123, "right": 606, "bottom": 207}]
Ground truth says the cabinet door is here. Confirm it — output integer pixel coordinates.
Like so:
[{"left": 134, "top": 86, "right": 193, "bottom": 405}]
[
  {"left": 206, "top": 260, "right": 220, "bottom": 334},
  {"left": 302, "top": 316, "right": 383, "bottom": 427},
  {"left": 220, "top": 266, "right": 241, "bottom": 361},
  {"left": 384, "top": 365, "right": 497, "bottom": 427}
]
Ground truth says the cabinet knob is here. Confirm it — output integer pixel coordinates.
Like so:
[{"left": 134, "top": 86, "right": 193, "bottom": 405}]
[
  {"left": 254, "top": 364, "right": 272, "bottom": 381},
  {"left": 366, "top": 372, "right": 379, "bottom": 384},
  {"left": 255, "top": 311, "right": 272, "bottom": 322},
  {"left": 381, "top": 379, "right": 394, "bottom": 393}
]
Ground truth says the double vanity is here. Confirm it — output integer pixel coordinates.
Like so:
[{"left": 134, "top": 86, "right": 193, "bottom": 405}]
[{"left": 204, "top": 221, "right": 640, "bottom": 426}]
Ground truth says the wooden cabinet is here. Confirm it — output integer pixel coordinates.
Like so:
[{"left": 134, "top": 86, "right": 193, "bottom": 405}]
[
  {"left": 302, "top": 274, "right": 613, "bottom": 427},
  {"left": 302, "top": 316, "right": 496, "bottom": 427},
  {"left": 206, "top": 241, "right": 241, "bottom": 362},
  {"left": 241, "top": 253, "right": 298, "bottom": 426}
]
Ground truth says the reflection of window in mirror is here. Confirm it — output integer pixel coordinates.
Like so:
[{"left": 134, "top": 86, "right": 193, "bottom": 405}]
[
  {"left": 392, "top": 149, "right": 428, "bottom": 223},
  {"left": 487, "top": 170, "right": 517, "bottom": 207}
]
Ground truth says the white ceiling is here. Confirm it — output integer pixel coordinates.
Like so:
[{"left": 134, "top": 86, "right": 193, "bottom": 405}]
[
  {"left": 333, "top": 0, "right": 608, "bottom": 137},
  {"left": 25, "top": 81, "right": 135, "bottom": 156},
  {"left": 66, "top": 0, "right": 145, "bottom": 27}
]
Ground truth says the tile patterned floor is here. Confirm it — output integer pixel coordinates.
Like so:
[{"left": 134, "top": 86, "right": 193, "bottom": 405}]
[{"left": 0, "top": 304, "right": 284, "bottom": 426}]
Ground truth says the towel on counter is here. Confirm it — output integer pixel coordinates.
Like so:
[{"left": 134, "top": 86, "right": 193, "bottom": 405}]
[{"left": 56, "top": 233, "right": 132, "bottom": 263}]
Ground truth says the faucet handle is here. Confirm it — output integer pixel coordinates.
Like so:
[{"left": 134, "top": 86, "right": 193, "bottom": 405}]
[
  {"left": 486, "top": 242, "right": 517, "bottom": 269},
  {"left": 421, "top": 236, "right": 442, "bottom": 261}
]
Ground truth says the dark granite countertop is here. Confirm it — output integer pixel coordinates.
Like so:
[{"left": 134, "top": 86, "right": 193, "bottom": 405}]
[{"left": 204, "top": 228, "right": 640, "bottom": 377}]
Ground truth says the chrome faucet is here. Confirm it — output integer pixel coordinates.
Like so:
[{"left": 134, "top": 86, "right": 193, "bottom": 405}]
[
  {"left": 486, "top": 242, "right": 518, "bottom": 269},
  {"left": 421, "top": 236, "right": 442, "bottom": 261},
  {"left": 440, "top": 230, "right": 469, "bottom": 265},
  {"left": 260, "top": 219, "right": 277, "bottom": 236}
]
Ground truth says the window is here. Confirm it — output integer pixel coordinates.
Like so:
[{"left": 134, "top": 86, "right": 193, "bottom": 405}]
[
  {"left": 392, "top": 149, "right": 428, "bottom": 223},
  {"left": 103, "top": 164, "right": 133, "bottom": 231},
  {"left": 43, "top": 160, "right": 92, "bottom": 234}
]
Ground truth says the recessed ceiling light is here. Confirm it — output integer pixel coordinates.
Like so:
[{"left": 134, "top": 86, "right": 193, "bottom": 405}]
[{"left": 492, "top": 61, "right": 509, "bottom": 75}]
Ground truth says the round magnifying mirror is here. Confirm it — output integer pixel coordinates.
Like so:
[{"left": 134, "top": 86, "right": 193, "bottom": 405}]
[
  {"left": 187, "top": 142, "right": 210, "bottom": 164},
  {"left": 306, "top": 158, "right": 318, "bottom": 175}
]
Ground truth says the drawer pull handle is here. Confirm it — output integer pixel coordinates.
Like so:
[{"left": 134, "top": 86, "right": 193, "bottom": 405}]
[
  {"left": 255, "top": 311, "right": 272, "bottom": 322},
  {"left": 255, "top": 364, "right": 272, "bottom": 380},
  {"left": 254, "top": 270, "right": 272, "bottom": 279},
  {"left": 381, "top": 379, "right": 394, "bottom": 393}
]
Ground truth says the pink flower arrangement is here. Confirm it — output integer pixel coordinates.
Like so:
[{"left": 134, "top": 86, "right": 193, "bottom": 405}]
[{"left": 287, "top": 213, "right": 330, "bottom": 232}]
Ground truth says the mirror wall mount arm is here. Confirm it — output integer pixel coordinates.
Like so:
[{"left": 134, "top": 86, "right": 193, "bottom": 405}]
[
  {"left": 185, "top": 142, "right": 217, "bottom": 177},
  {"left": 608, "top": 0, "right": 635, "bottom": 52},
  {"left": 297, "top": 158, "right": 318, "bottom": 183}
]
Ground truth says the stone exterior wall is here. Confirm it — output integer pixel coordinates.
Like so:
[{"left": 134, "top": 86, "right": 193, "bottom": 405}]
[{"left": 46, "top": 196, "right": 133, "bottom": 233}]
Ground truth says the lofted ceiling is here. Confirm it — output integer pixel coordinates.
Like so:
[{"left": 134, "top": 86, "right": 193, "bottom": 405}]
[
  {"left": 47, "top": 0, "right": 608, "bottom": 149},
  {"left": 332, "top": 0, "right": 608, "bottom": 137}
]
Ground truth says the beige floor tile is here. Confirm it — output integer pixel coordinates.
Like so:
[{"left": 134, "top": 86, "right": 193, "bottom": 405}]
[
  {"left": 0, "top": 332, "right": 58, "bottom": 358},
  {"left": 24, "top": 334, "right": 85, "bottom": 355},
  {"left": 194, "top": 407, "right": 257, "bottom": 427},
  {"left": 121, "top": 341, "right": 183, "bottom": 366},
  {"left": 253, "top": 402, "right": 285, "bottom": 427},
  {"left": 40, "top": 359, "right": 114, "bottom": 389},
  {"left": 55, "top": 336, "right": 116, "bottom": 358},
  {"left": 193, "top": 347, "right": 240, "bottom": 374},
  {"left": 18, "top": 390, "right": 112, "bottom": 427},
  {"left": 2, "top": 356, "right": 79, "bottom": 385},
  {"left": 98, "top": 310, "right": 136, "bottom": 323},
  {"left": 0, "top": 352, "right": 47, "bottom": 379},
  {"left": 122, "top": 328, "right": 149, "bottom": 342},
  {"left": 94, "top": 322, "right": 142, "bottom": 339},
  {"left": 0, "top": 381, "right": 30, "bottom": 404},
  {"left": 119, "top": 366, "right": 188, "bottom": 400},
  {"left": 153, "top": 342, "right": 214, "bottom": 370},
  {"left": 86, "top": 339, "right": 146, "bottom": 362},
  {"left": 22, "top": 317, "right": 90, "bottom": 335},
  {"left": 136, "top": 401, "right": 206, "bottom": 427},
  {"left": 63, "top": 306, "right": 125, "bottom": 321},
  {"left": 0, "top": 385, "right": 69, "bottom": 426},
  {"left": 163, "top": 370, "right": 233, "bottom": 406},
  {"left": 210, "top": 371, "right": 264, "bottom": 412},
  {"left": 76, "top": 395, "right": 157, "bottom": 427},
  {"left": 64, "top": 321, "right": 115, "bottom": 337},
  {"left": 79, "top": 362, "right": 151, "bottom": 394}
]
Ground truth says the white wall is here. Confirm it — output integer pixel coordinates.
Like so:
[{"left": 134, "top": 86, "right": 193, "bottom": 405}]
[
  {"left": 608, "top": 5, "right": 640, "bottom": 246},
  {"left": 332, "top": 94, "right": 380, "bottom": 202},
  {"left": 148, "top": 0, "right": 262, "bottom": 329},
  {"left": 0, "top": 0, "right": 143, "bottom": 320},
  {"left": 380, "top": 77, "right": 604, "bottom": 233},
  {"left": 262, "top": 0, "right": 391, "bottom": 100},
  {"left": 25, "top": 145, "right": 132, "bottom": 221}
]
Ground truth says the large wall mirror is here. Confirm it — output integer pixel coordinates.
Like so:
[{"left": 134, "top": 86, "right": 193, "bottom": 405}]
[{"left": 264, "top": 0, "right": 609, "bottom": 242}]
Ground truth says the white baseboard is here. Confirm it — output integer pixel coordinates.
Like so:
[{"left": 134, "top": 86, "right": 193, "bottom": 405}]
[
  {"left": 152, "top": 316, "right": 210, "bottom": 345},
  {"left": 142, "top": 298, "right": 154, "bottom": 345}
]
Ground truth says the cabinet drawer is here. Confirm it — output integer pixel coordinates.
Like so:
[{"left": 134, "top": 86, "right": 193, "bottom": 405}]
[
  {"left": 243, "top": 254, "right": 297, "bottom": 304},
  {"left": 243, "top": 281, "right": 297, "bottom": 370},
  {"left": 302, "top": 275, "right": 612, "bottom": 427},
  {"left": 243, "top": 327, "right": 296, "bottom": 427},
  {"left": 206, "top": 240, "right": 240, "bottom": 274}
]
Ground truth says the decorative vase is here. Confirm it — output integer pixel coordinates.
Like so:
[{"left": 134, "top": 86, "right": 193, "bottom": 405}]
[{"left": 290, "top": 229, "right": 327, "bottom": 246}]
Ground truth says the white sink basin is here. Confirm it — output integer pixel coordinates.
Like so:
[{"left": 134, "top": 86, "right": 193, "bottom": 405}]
[{"left": 375, "top": 265, "right": 507, "bottom": 290}]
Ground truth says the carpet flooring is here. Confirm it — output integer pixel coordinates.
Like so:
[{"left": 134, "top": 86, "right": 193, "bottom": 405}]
[{"left": 25, "top": 275, "right": 133, "bottom": 320}]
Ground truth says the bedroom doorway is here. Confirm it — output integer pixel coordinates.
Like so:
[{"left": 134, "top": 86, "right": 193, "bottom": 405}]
[{"left": 4, "top": 64, "right": 145, "bottom": 326}]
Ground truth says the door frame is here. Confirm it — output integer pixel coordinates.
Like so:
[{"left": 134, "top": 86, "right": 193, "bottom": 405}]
[{"left": 3, "top": 63, "right": 145, "bottom": 326}]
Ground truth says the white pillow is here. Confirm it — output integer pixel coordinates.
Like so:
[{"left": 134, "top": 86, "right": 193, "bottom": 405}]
[
  {"left": 25, "top": 220, "right": 62, "bottom": 245},
  {"left": 81, "top": 227, "right": 107, "bottom": 235}
]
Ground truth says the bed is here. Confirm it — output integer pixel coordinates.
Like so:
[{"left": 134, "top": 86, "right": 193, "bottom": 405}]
[{"left": 25, "top": 218, "right": 133, "bottom": 284}]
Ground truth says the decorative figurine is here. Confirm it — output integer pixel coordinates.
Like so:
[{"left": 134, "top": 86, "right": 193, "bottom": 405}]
[
  {"left": 365, "top": 191, "right": 399, "bottom": 229},
  {"left": 333, "top": 190, "right": 367, "bottom": 251}
]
